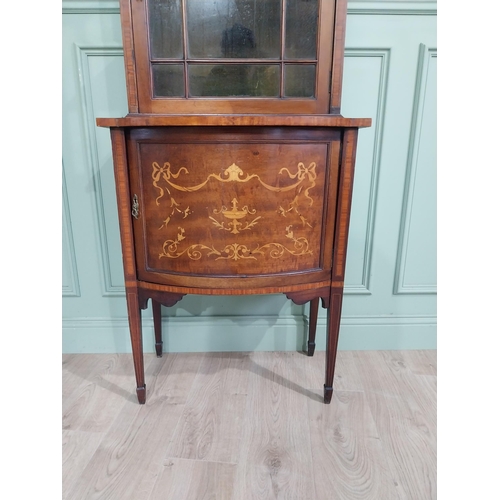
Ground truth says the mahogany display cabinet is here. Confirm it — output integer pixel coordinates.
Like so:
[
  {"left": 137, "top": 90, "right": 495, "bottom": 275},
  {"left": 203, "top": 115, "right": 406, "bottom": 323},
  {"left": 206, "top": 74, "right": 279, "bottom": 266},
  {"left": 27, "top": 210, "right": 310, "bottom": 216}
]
[{"left": 97, "top": 0, "right": 371, "bottom": 404}]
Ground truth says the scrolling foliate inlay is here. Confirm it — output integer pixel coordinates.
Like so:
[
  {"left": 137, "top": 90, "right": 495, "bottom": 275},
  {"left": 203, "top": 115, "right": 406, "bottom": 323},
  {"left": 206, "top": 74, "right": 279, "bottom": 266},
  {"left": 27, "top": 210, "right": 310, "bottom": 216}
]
[
  {"left": 152, "top": 160, "right": 317, "bottom": 261},
  {"left": 159, "top": 226, "right": 312, "bottom": 261}
]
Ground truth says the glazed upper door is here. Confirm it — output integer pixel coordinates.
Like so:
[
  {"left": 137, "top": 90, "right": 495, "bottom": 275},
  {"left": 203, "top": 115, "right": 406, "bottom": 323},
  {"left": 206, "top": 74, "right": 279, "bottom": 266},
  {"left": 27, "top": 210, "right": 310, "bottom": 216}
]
[
  {"left": 127, "top": 127, "right": 341, "bottom": 288},
  {"left": 125, "top": 0, "right": 338, "bottom": 114}
]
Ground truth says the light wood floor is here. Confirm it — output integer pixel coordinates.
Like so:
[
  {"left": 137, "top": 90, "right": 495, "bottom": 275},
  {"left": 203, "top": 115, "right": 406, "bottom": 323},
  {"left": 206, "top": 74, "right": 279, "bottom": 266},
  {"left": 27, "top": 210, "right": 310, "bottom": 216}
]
[{"left": 62, "top": 350, "right": 436, "bottom": 500}]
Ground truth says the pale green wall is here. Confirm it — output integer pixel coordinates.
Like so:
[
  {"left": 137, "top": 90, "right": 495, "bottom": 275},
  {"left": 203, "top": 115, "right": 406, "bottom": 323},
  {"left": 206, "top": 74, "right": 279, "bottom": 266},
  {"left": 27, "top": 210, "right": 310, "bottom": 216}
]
[{"left": 62, "top": 0, "right": 437, "bottom": 353}]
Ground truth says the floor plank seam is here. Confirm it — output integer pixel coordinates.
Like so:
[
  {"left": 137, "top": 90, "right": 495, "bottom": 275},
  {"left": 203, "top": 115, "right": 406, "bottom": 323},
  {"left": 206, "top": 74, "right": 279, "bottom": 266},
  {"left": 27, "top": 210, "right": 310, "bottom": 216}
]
[{"left": 162, "top": 457, "right": 239, "bottom": 466}]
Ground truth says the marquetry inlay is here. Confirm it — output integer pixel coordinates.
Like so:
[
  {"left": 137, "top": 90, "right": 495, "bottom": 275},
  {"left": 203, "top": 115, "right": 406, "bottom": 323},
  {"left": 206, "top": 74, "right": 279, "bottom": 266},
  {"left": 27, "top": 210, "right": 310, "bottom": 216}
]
[
  {"left": 159, "top": 225, "right": 312, "bottom": 261},
  {"left": 211, "top": 198, "right": 261, "bottom": 234},
  {"left": 152, "top": 160, "right": 318, "bottom": 262}
]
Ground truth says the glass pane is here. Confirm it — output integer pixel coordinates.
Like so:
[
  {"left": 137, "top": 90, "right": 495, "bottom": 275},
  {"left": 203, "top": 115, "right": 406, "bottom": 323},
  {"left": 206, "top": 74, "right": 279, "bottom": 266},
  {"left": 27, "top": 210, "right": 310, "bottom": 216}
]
[
  {"left": 149, "top": 0, "right": 183, "bottom": 59},
  {"left": 186, "top": 0, "right": 281, "bottom": 59},
  {"left": 284, "top": 64, "right": 316, "bottom": 97},
  {"left": 152, "top": 64, "right": 185, "bottom": 97},
  {"left": 285, "top": 0, "right": 318, "bottom": 60},
  {"left": 189, "top": 64, "right": 280, "bottom": 97}
]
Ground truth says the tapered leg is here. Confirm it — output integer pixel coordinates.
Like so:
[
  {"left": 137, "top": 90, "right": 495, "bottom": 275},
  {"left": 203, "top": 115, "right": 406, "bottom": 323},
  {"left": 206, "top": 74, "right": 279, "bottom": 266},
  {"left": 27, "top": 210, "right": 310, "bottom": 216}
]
[
  {"left": 307, "top": 297, "right": 319, "bottom": 356},
  {"left": 126, "top": 287, "right": 146, "bottom": 404},
  {"left": 152, "top": 299, "right": 163, "bottom": 357},
  {"left": 324, "top": 290, "right": 343, "bottom": 404}
]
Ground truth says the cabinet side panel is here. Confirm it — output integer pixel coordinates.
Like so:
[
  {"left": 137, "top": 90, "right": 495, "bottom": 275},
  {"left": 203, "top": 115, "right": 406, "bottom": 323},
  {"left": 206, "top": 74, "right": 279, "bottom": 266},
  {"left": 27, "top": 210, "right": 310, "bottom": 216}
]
[
  {"left": 110, "top": 128, "right": 137, "bottom": 282},
  {"left": 321, "top": 139, "right": 341, "bottom": 271},
  {"left": 332, "top": 128, "right": 358, "bottom": 281}
]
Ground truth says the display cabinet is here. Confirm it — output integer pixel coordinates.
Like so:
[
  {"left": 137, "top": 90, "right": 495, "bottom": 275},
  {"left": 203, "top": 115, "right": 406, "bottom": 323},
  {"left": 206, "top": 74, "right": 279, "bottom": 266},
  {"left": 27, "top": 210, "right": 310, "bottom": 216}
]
[{"left": 97, "top": 0, "right": 371, "bottom": 404}]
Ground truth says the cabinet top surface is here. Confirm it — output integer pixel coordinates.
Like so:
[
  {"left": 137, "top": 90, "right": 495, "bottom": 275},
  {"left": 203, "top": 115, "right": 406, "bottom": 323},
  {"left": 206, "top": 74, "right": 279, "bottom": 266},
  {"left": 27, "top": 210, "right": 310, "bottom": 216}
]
[{"left": 96, "top": 114, "right": 371, "bottom": 128}]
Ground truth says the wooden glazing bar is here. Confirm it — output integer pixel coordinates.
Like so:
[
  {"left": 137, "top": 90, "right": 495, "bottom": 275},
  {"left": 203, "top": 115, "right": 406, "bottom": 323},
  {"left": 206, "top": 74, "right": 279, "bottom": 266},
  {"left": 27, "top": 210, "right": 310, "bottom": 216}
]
[{"left": 330, "top": 0, "right": 348, "bottom": 114}]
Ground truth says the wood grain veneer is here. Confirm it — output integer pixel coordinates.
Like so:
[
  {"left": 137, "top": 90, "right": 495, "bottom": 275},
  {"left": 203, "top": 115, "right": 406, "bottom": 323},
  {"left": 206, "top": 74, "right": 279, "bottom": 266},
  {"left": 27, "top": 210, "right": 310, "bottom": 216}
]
[{"left": 97, "top": 114, "right": 371, "bottom": 128}]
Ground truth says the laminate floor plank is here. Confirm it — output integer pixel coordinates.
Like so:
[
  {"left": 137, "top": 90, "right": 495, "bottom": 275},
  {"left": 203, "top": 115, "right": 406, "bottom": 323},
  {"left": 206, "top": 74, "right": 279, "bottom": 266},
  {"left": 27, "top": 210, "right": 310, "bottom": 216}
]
[
  {"left": 400, "top": 350, "right": 437, "bottom": 376},
  {"left": 62, "top": 354, "right": 155, "bottom": 434},
  {"left": 273, "top": 351, "right": 320, "bottom": 390},
  {"left": 148, "top": 458, "right": 237, "bottom": 500},
  {"left": 414, "top": 374, "right": 436, "bottom": 402},
  {"left": 407, "top": 374, "right": 437, "bottom": 437},
  {"left": 62, "top": 430, "right": 105, "bottom": 500},
  {"left": 308, "top": 390, "right": 404, "bottom": 500},
  {"left": 280, "top": 351, "right": 364, "bottom": 393},
  {"left": 62, "top": 354, "right": 109, "bottom": 403},
  {"left": 354, "top": 353, "right": 437, "bottom": 500},
  {"left": 147, "top": 352, "right": 206, "bottom": 405},
  {"left": 166, "top": 352, "right": 250, "bottom": 464},
  {"left": 363, "top": 390, "right": 436, "bottom": 500},
  {"left": 353, "top": 351, "right": 436, "bottom": 442},
  {"left": 64, "top": 353, "right": 203, "bottom": 500},
  {"left": 333, "top": 351, "right": 367, "bottom": 392},
  {"left": 232, "top": 352, "right": 317, "bottom": 500}
]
